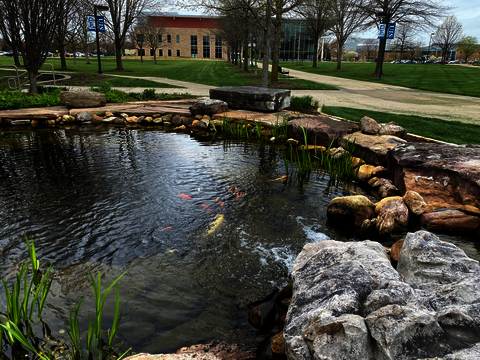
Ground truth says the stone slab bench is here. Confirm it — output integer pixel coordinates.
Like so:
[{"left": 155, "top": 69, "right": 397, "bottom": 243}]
[{"left": 210, "top": 86, "right": 290, "bottom": 112}]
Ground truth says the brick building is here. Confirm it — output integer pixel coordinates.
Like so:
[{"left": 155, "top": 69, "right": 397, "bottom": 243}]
[{"left": 140, "top": 13, "right": 227, "bottom": 60}]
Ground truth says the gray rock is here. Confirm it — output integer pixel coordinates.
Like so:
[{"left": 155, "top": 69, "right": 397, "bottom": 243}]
[
  {"left": 76, "top": 112, "right": 93, "bottom": 122},
  {"left": 172, "top": 115, "right": 182, "bottom": 126},
  {"left": 379, "top": 123, "right": 407, "bottom": 138},
  {"left": 284, "top": 240, "right": 400, "bottom": 360},
  {"left": 360, "top": 116, "right": 381, "bottom": 134},
  {"left": 290, "top": 116, "right": 359, "bottom": 148},
  {"left": 189, "top": 99, "right": 228, "bottom": 116},
  {"left": 209, "top": 86, "right": 290, "bottom": 112},
  {"left": 59, "top": 91, "right": 106, "bottom": 108}
]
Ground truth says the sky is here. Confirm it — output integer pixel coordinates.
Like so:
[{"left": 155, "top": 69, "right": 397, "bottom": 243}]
[{"left": 169, "top": 0, "right": 480, "bottom": 43}]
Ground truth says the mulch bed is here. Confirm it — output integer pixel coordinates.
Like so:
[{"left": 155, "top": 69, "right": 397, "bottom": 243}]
[
  {"left": 242, "top": 74, "right": 262, "bottom": 78},
  {"left": 245, "top": 81, "right": 302, "bottom": 88}
]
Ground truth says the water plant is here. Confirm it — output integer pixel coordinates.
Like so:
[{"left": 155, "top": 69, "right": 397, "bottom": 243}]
[{"left": 0, "top": 234, "right": 129, "bottom": 360}]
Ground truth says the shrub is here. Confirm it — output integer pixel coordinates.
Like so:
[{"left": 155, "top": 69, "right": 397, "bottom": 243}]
[{"left": 290, "top": 95, "right": 319, "bottom": 111}]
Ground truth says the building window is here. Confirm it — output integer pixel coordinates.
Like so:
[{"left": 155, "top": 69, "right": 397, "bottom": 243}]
[
  {"left": 176, "top": 35, "right": 180, "bottom": 43},
  {"left": 168, "top": 49, "right": 172, "bottom": 56},
  {"left": 158, "top": 34, "right": 162, "bottom": 43},
  {"left": 167, "top": 34, "right": 171, "bottom": 43},
  {"left": 215, "top": 36, "right": 222, "bottom": 59},
  {"left": 159, "top": 49, "right": 163, "bottom": 56},
  {"left": 150, "top": 49, "right": 155, "bottom": 56},
  {"left": 203, "top": 35, "right": 210, "bottom": 58},
  {"left": 177, "top": 49, "right": 180, "bottom": 56},
  {"left": 191, "top": 35, "right": 198, "bottom": 58},
  {"left": 138, "top": 49, "right": 145, "bottom": 56}
]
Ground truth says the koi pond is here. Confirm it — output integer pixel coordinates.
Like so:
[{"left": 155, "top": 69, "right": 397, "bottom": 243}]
[{"left": 1, "top": 127, "right": 479, "bottom": 357}]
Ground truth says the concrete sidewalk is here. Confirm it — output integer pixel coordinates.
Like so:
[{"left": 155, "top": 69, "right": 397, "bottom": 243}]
[{"left": 68, "top": 69, "right": 480, "bottom": 124}]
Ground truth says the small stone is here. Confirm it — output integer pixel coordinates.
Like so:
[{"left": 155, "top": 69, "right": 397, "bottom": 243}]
[
  {"left": 378, "top": 181, "right": 400, "bottom": 198},
  {"left": 126, "top": 116, "right": 138, "bottom": 123},
  {"left": 92, "top": 114, "right": 103, "bottom": 124},
  {"left": 368, "top": 177, "right": 380, "bottom": 187},
  {"left": 103, "top": 117, "right": 116, "bottom": 123},
  {"left": 376, "top": 198, "right": 409, "bottom": 237},
  {"left": 191, "top": 120, "right": 200, "bottom": 127},
  {"left": 248, "top": 300, "right": 276, "bottom": 330},
  {"left": 331, "top": 147, "right": 345, "bottom": 159},
  {"left": 137, "top": 115, "right": 145, "bottom": 123},
  {"left": 360, "top": 116, "right": 381, "bottom": 134},
  {"left": 403, "top": 190, "right": 426, "bottom": 216},
  {"left": 355, "top": 164, "right": 376, "bottom": 182},
  {"left": 105, "top": 111, "right": 114, "bottom": 118},
  {"left": 351, "top": 157, "right": 365, "bottom": 168},
  {"left": 195, "top": 114, "right": 203, "bottom": 120},
  {"left": 120, "top": 113, "right": 128, "bottom": 119},
  {"left": 145, "top": 116, "right": 153, "bottom": 122},
  {"left": 31, "top": 119, "right": 39, "bottom": 125},
  {"left": 375, "top": 196, "right": 403, "bottom": 214},
  {"left": 113, "top": 117, "right": 125, "bottom": 125},
  {"left": 152, "top": 113, "right": 161, "bottom": 118},
  {"left": 163, "top": 122, "right": 172, "bottom": 126},
  {"left": 286, "top": 138, "right": 299, "bottom": 146},
  {"left": 153, "top": 118, "right": 163, "bottom": 125},
  {"left": 420, "top": 210, "right": 480, "bottom": 230},
  {"left": 172, "top": 115, "right": 182, "bottom": 126},
  {"left": 390, "top": 238, "right": 405, "bottom": 265},
  {"left": 271, "top": 332, "right": 285, "bottom": 357},
  {"left": 182, "top": 116, "right": 193, "bottom": 126},
  {"left": 62, "top": 114, "right": 75, "bottom": 123},
  {"left": 46, "top": 120, "right": 56, "bottom": 126},
  {"left": 173, "top": 125, "right": 186, "bottom": 131},
  {"left": 327, "top": 195, "right": 376, "bottom": 229}
]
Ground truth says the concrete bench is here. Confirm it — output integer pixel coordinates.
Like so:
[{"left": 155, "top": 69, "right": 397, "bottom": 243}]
[{"left": 209, "top": 86, "right": 290, "bottom": 112}]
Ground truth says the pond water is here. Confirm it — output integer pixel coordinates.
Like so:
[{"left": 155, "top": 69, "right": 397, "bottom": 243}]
[{"left": 1, "top": 127, "right": 479, "bottom": 356}]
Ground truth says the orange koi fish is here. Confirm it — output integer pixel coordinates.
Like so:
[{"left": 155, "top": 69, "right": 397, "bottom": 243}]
[
  {"left": 239, "top": 192, "right": 242, "bottom": 197},
  {"left": 228, "top": 188, "right": 233, "bottom": 193},
  {"left": 268, "top": 175, "right": 288, "bottom": 182},
  {"left": 235, "top": 186, "right": 238, "bottom": 190},
  {"left": 202, "top": 204, "right": 212, "bottom": 212},
  {"left": 215, "top": 197, "right": 219, "bottom": 202},
  {"left": 178, "top": 193, "right": 192, "bottom": 200},
  {"left": 236, "top": 193, "right": 239, "bottom": 198},
  {"left": 221, "top": 202, "right": 225, "bottom": 207},
  {"left": 161, "top": 227, "right": 172, "bottom": 231}
]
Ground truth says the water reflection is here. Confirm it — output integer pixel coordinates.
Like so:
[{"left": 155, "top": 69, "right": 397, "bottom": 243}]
[{"left": 0, "top": 127, "right": 479, "bottom": 355}]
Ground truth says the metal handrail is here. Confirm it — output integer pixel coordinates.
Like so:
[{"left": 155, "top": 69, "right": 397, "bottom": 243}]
[
  {"left": 0, "top": 63, "right": 56, "bottom": 90},
  {"left": 0, "top": 65, "right": 21, "bottom": 89}
]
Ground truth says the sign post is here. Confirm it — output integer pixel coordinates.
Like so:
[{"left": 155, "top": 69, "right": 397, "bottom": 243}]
[{"left": 92, "top": 5, "right": 109, "bottom": 74}]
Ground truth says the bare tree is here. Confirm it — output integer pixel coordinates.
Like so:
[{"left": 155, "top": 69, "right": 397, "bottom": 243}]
[
  {"left": 104, "top": 0, "right": 158, "bottom": 71},
  {"left": 330, "top": 0, "right": 369, "bottom": 70},
  {"left": 0, "top": 2, "right": 23, "bottom": 67},
  {"left": 0, "top": 0, "right": 60, "bottom": 93},
  {"left": 456, "top": 36, "right": 479, "bottom": 62},
  {"left": 360, "top": 38, "right": 377, "bottom": 61},
  {"left": 296, "top": 0, "right": 333, "bottom": 68},
  {"left": 432, "top": 15, "right": 463, "bottom": 65},
  {"left": 54, "top": 0, "right": 80, "bottom": 70},
  {"left": 144, "top": 15, "right": 166, "bottom": 64},
  {"left": 391, "top": 23, "right": 416, "bottom": 61},
  {"left": 360, "top": 0, "right": 449, "bottom": 76},
  {"left": 134, "top": 16, "right": 148, "bottom": 63}
]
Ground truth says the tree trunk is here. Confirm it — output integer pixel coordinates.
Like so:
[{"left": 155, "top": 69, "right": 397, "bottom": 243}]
[
  {"left": 271, "top": 15, "right": 282, "bottom": 82},
  {"left": 114, "top": 42, "right": 124, "bottom": 70},
  {"left": 243, "top": 30, "right": 249, "bottom": 72},
  {"left": 59, "top": 44, "right": 67, "bottom": 70},
  {"left": 140, "top": 49, "right": 143, "bottom": 63},
  {"left": 336, "top": 41, "right": 343, "bottom": 70},
  {"left": 374, "top": 37, "right": 387, "bottom": 75},
  {"left": 13, "top": 50, "right": 21, "bottom": 67},
  {"left": 260, "top": 0, "right": 272, "bottom": 88},
  {"left": 154, "top": 52, "right": 157, "bottom": 64},
  {"left": 28, "top": 71, "right": 38, "bottom": 94},
  {"left": 85, "top": 44, "right": 91, "bottom": 65},
  {"left": 312, "top": 37, "right": 319, "bottom": 68}
]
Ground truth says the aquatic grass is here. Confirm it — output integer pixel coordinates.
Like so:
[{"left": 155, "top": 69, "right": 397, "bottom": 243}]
[
  {"left": 66, "top": 299, "right": 83, "bottom": 360},
  {"left": 210, "top": 120, "right": 217, "bottom": 132},
  {"left": 0, "top": 321, "right": 51, "bottom": 360}
]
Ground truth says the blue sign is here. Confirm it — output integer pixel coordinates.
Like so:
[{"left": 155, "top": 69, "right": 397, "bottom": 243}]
[
  {"left": 97, "top": 16, "right": 105, "bottom": 33},
  {"left": 87, "top": 15, "right": 96, "bottom": 31},
  {"left": 87, "top": 15, "right": 105, "bottom": 32},
  {"left": 378, "top": 23, "right": 386, "bottom": 39},
  {"left": 387, "top": 23, "right": 396, "bottom": 39}
]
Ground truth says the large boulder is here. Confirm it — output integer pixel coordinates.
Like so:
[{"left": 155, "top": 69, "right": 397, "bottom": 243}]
[
  {"left": 285, "top": 231, "right": 480, "bottom": 360},
  {"left": 388, "top": 143, "right": 480, "bottom": 210},
  {"left": 339, "top": 131, "right": 406, "bottom": 167},
  {"left": 59, "top": 91, "right": 106, "bottom": 108},
  {"left": 289, "top": 116, "right": 359, "bottom": 148},
  {"left": 189, "top": 99, "right": 228, "bottom": 116},
  {"left": 209, "top": 86, "right": 290, "bottom": 112},
  {"left": 375, "top": 198, "right": 409, "bottom": 237}
]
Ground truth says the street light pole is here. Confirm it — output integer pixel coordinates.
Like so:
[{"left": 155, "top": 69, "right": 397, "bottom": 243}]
[
  {"left": 427, "top": 32, "right": 434, "bottom": 60},
  {"left": 376, "top": 12, "right": 389, "bottom": 80},
  {"left": 94, "top": 4, "right": 109, "bottom": 74}
]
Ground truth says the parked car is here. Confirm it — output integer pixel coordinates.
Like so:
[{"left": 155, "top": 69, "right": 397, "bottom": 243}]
[
  {"left": 65, "top": 53, "right": 74, "bottom": 57},
  {"left": 4, "top": 51, "right": 13, "bottom": 56},
  {"left": 0, "top": 51, "right": 6, "bottom": 56}
]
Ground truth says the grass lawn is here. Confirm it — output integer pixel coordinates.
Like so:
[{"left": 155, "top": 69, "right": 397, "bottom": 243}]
[
  {"left": 0, "top": 57, "right": 338, "bottom": 90},
  {"left": 321, "top": 105, "right": 480, "bottom": 145},
  {"left": 279, "top": 61, "right": 480, "bottom": 98}
]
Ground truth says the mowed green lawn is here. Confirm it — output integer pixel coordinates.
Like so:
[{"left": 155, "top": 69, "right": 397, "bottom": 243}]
[
  {"left": 279, "top": 61, "right": 480, "bottom": 97},
  {"left": 0, "top": 57, "right": 337, "bottom": 90}
]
